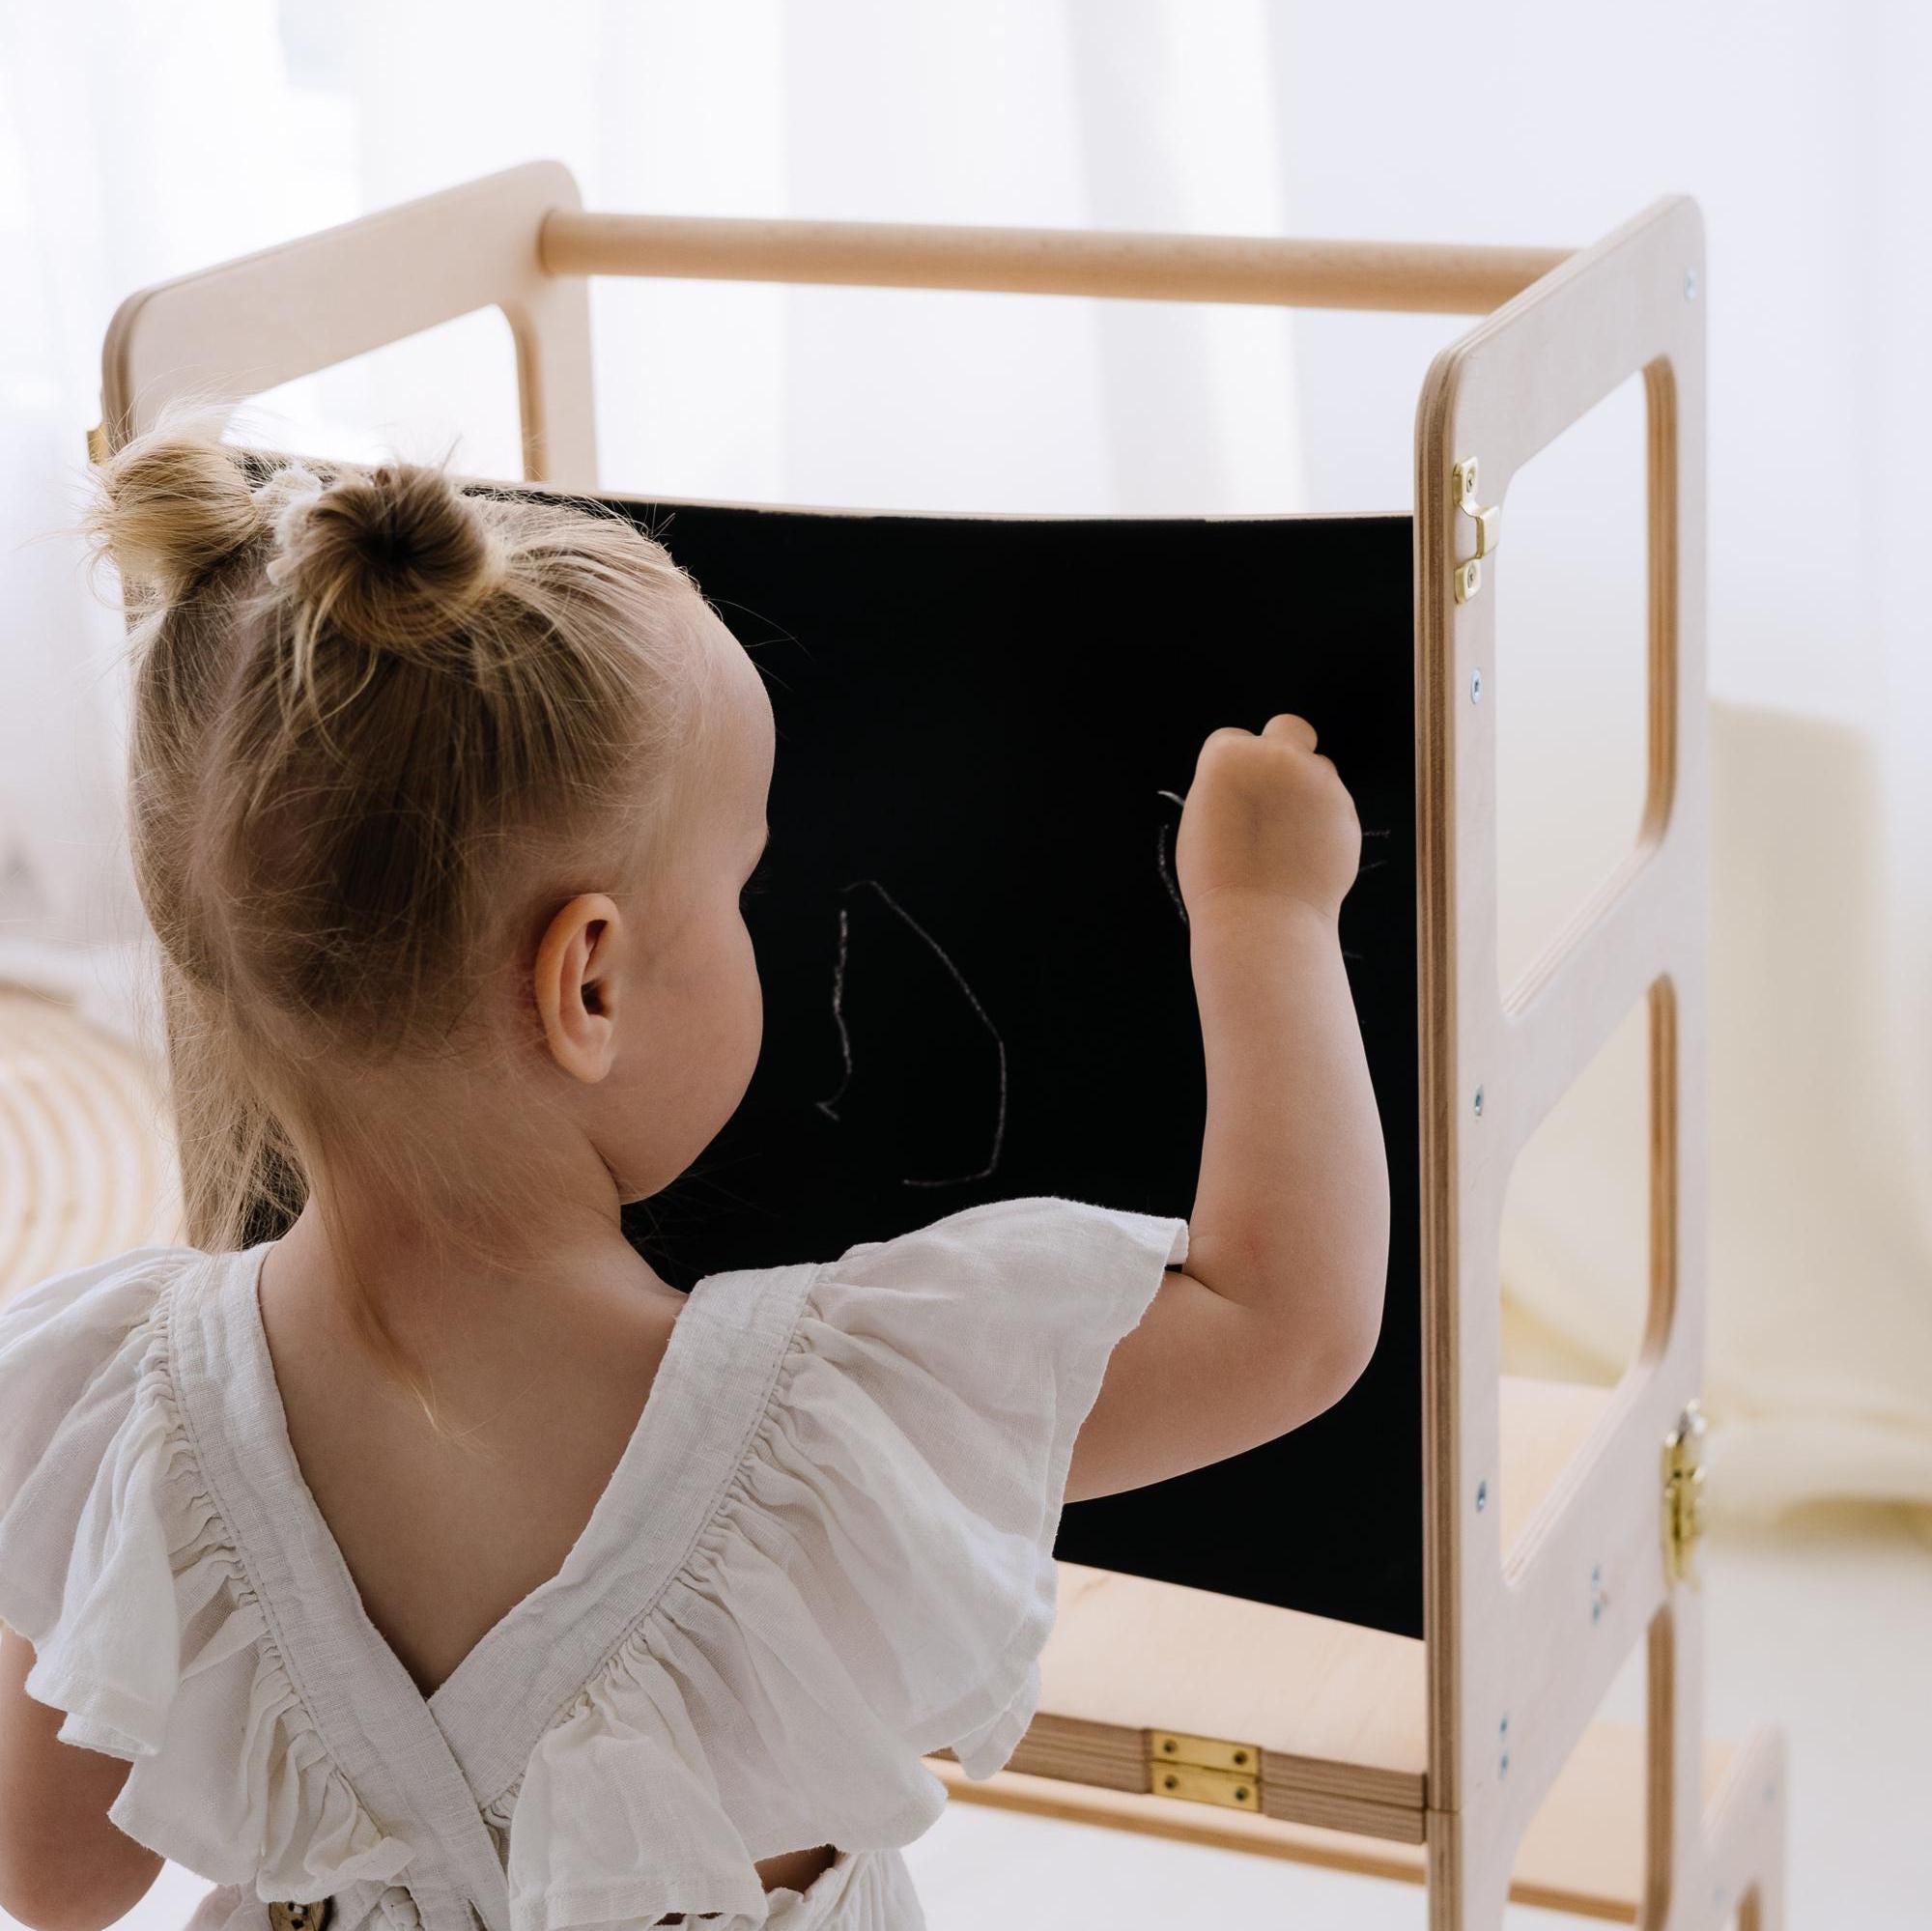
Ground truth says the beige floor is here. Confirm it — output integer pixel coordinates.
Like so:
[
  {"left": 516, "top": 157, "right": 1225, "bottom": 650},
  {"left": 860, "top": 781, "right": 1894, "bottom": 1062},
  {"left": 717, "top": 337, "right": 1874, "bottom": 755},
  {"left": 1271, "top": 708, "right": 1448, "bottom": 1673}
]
[{"left": 5, "top": 1516, "right": 1925, "bottom": 1931}]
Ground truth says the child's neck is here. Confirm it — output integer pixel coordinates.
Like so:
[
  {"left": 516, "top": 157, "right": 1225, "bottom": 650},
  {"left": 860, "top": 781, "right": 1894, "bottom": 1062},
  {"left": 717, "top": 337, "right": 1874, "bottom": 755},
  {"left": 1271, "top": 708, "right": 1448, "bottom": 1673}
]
[{"left": 265, "top": 1156, "right": 683, "bottom": 1377}]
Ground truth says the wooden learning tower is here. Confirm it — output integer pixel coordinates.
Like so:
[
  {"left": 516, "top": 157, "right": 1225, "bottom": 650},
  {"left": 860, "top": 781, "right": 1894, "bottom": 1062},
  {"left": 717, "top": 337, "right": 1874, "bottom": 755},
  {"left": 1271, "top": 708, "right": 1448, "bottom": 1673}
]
[{"left": 96, "top": 162, "right": 1787, "bottom": 1928}]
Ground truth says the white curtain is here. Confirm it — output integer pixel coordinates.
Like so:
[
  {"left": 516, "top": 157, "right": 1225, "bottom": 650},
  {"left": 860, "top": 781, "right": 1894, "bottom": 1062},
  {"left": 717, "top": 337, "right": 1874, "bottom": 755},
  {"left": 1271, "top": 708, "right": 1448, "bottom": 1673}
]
[{"left": 1, "top": 0, "right": 1925, "bottom": 1523}]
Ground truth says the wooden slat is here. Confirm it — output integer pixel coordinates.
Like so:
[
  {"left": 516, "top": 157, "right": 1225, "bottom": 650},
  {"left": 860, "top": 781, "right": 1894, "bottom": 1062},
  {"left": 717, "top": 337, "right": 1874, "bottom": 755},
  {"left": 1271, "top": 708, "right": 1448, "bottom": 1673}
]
[{"left": 541, "top": 211, "right": 1567, "bottom": 316}]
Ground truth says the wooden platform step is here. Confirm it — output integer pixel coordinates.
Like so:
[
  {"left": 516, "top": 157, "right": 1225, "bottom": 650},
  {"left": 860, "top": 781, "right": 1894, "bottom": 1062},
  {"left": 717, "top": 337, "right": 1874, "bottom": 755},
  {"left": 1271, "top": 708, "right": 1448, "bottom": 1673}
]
[
  {"left": 932, "top": 1375, "right": 1754, "bottom": 1917},
  {"left": 935, "top": 1721, "right": 1737, "bottom": 1924},
  {"left": 997, "top": 1374, "right": 1615, "bottom": 1842}
]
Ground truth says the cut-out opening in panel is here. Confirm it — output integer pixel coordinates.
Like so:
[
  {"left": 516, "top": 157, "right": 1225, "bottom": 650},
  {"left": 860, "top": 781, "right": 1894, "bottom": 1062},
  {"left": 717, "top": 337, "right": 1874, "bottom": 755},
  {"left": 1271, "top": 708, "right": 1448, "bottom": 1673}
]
[
  {"left": 229, "top": 304, "right": 524, "bottom": 478},
  {"left": 1493, "top": 369, "right": 1653, "bottom": 1001},
  {"left": 1507, "top": 1614, "right": 1651, "bottom": 1925},
  {"left": 1498, "top": 986, "right": 1668, "bottom": 1563},
  {"left": 1506, "top": 1608, "right": 1745, "bottom": 1927}
]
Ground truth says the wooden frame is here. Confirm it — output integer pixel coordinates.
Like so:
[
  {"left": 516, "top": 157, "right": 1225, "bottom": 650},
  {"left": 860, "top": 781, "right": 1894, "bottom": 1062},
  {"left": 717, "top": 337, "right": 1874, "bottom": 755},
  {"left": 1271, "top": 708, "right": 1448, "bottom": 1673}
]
[{"left": 96, "top": 162, "right": 1786, "bottom": 1928}]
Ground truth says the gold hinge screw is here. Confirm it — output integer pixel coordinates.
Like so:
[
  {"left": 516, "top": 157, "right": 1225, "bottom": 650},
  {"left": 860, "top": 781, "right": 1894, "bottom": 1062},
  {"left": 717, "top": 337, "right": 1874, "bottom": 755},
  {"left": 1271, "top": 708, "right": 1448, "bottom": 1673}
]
[
  {"left": 1451, "top": 456, "right": 1502, "bottom": 603},
  {"left": 1149, "top": 1730, "right": 1264, "bottom": 1811},
  {"left": 1662, "top": 1400, "right": 1709, "bottom": 1587}
]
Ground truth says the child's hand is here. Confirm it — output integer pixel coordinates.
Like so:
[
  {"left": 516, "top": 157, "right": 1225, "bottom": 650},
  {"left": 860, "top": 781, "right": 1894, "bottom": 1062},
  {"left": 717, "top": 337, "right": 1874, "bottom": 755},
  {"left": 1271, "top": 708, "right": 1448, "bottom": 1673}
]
[{"left": 1174, "top": 714, "right": 1362, "bottom": 924}]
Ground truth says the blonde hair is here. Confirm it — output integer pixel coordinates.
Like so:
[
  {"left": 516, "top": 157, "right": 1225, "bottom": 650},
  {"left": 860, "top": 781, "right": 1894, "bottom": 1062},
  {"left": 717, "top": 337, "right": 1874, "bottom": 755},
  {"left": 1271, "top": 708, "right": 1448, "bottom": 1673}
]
[{"left": 87, "top": 409, "right": 714, "bottom": 1408}]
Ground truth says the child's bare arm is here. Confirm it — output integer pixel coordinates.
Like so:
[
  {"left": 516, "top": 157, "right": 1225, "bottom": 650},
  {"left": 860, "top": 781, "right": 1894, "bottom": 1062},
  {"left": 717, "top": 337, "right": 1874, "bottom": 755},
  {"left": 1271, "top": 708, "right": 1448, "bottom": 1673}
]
[
  {"left": 0, "top": 1628, "right": 160, "bottom": 1931},
  {"left": 1066, "top": 715, "right": 1390, "bottom": 1502}
]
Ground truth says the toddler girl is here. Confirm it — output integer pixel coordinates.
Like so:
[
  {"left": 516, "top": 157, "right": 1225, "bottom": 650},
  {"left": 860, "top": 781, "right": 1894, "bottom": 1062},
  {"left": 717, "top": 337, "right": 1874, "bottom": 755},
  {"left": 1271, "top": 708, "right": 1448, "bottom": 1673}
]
[{"left": 0, "top": 419, "right": 1388, "bottom": 1931}]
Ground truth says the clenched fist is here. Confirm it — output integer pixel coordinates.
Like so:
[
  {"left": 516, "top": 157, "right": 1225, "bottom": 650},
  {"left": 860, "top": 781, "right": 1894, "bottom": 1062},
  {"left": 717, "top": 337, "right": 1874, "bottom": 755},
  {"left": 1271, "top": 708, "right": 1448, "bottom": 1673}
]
[{"left": 1174, "top": 714, "right": 1362, "bottom": 923}]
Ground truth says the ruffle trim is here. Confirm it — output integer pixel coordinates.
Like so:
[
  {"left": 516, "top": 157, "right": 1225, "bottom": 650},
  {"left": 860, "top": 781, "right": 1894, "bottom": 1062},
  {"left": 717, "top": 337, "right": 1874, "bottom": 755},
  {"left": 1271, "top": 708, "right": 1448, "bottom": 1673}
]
[
  {"left": 485, "top": 1312, "right": 1024, "bottom": 1928},
  {"left": 488, "top": 1199, "right": 1181, "bottom": 1930},
  {"left": 0, "top": 1261, "right": 411, "bottom": 1899}
]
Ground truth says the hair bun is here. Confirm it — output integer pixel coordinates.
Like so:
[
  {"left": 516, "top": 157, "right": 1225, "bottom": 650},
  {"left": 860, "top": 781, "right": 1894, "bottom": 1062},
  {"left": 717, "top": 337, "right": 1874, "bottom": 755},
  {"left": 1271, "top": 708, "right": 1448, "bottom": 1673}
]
[
  {"left": 89, "top": 420, "right": 260, "bottom": 598},
  {"left": 267, "top": 462, "right": 504, "bottom": 660}
]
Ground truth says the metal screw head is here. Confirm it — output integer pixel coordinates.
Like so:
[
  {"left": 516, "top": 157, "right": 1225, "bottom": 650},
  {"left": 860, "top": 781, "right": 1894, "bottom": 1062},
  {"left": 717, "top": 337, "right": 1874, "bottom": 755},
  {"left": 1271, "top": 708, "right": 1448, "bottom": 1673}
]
[
  {"left": 1684, "top": 269, "right": 1699, "bottom": 302},
  {"left": 1476, "top": 1479, "right": 1489, "bottom": 1513},
  {"left": 1473, "top": 1086, "right": 1485, "bottom": 1118},
  {"left": 1471, "top": 667, "right": 1484, "bottom": 703}
]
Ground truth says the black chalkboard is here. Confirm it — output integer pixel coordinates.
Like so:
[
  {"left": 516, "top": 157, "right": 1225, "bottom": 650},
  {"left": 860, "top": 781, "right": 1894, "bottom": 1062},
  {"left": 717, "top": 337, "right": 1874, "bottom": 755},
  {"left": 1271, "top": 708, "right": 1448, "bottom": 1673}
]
[{"left": 597, "top": 499, "right": 1421, "bottom": 1639}]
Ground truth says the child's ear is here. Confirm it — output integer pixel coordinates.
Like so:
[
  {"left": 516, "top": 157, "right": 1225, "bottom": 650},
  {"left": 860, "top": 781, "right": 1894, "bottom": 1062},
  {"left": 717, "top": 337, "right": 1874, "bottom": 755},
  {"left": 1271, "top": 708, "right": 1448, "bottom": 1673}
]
[{"left": 533, "top": 893, "right": 625, "bottom": 1082}]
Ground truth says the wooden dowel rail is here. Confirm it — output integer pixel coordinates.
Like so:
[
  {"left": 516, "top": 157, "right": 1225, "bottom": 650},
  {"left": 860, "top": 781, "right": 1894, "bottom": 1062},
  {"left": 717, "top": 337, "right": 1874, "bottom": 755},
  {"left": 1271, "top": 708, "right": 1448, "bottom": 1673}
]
[{"left": 540, "top": 211, "right": 1571, "bottom": 316}]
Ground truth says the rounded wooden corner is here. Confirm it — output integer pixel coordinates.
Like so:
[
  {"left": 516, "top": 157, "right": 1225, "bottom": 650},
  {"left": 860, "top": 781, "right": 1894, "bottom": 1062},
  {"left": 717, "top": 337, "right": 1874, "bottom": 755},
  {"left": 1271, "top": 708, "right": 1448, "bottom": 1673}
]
[{"left": 518, "top": 156, "right": 585, "bottom": 213}]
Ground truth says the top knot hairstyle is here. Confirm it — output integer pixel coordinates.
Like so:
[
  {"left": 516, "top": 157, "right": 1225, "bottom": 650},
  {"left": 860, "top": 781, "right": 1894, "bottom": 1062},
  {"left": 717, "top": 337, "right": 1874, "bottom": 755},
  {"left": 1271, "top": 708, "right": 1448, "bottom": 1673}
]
[
  {"left": 264, "top": 459, "right": 508, "bottom": 666},
  {"left": 87, "top": 410, "right": 717, "bottom": 1264}
]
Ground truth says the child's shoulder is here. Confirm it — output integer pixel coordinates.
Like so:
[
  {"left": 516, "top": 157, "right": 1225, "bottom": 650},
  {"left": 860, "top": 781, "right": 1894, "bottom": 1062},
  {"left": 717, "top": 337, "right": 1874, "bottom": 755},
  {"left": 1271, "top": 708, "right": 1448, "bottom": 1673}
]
[
  {"left": 0, "top": 1243, "right": 213, "bottom": 1430},
  {"left": 0, "top": 1243, "right": 217, "bottom": 1739},
  {"left": 1, "top": 1238, "right": 208, "bottom": 1323},
  {"left": 0, "top": 1240, "right": 212, "bottom": 1403}
]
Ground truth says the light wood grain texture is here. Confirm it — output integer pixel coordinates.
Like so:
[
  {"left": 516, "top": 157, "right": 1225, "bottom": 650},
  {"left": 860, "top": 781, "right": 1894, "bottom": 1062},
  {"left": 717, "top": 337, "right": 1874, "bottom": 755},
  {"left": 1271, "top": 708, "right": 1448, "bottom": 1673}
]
[
  {"left": 541, "top": 212, "right": 1567, "bottom": 316},
  {"left": 936, "top": 1718, "right": 1776, "bottom": 1926},
  {"left": 1413, "top": 197, "right": 1781, "bottom": 1926},
  {"left": 98, "top": 160, "right": 596, "bottom": 489}
]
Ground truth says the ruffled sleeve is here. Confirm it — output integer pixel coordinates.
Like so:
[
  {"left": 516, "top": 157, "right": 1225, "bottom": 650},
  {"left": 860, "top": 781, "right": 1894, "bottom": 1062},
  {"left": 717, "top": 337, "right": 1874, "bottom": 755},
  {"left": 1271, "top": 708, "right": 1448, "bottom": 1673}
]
[
  {"left": 0, "top": 1247, "right": 412, "bottom": 1899},
  {"left": 496, "top": 1195, "right": 1187, "bottom": 1925},
  {"left": 773, "top": 1193, "right": 1191, "bottom": 1778},
  {"left": 0, "top": 1245, "right": 197, "bottom": 1746}
]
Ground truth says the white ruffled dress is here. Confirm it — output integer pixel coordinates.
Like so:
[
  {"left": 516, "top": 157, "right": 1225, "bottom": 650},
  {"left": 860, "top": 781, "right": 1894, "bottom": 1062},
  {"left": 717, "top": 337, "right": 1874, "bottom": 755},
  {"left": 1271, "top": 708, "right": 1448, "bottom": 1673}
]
[{"left": 0, "top": 1196, "right": 1188, "bottom": 1931}]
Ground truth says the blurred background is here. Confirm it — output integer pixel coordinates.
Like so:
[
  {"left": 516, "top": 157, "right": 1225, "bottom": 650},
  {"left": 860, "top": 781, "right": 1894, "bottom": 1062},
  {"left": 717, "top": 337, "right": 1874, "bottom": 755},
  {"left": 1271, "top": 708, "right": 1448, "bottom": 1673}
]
[{"left": 2, "top": 2, "right": 1927, "bottom": 1924}]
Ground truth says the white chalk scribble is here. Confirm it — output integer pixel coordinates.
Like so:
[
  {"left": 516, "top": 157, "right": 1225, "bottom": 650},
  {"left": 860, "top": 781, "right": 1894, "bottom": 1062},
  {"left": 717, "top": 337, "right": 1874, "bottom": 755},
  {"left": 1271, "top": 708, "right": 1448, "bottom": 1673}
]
[
  {"left": 816, "top": 903, "right": 857, "bottom": 1122},
  {"left": 814, "top": 878, "right": 1008, "bottom": 1188},
  {"left": 1155, "top": 823, "right": 1188, "bottom": 924},
  {"left": 1155, "top": 789, "right": 1189, "bottom": 925}
]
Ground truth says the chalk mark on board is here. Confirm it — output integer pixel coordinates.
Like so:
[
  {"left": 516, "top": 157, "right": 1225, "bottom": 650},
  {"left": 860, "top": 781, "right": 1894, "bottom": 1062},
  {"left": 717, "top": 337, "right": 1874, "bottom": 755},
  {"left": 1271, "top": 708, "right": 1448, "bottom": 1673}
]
[
  {"left": 817, "top": 904, "right": 858, "bottom": 1122},
  {"left": 1154, "top": 789, "right": 1190, "bottom": 927},
  {"left": 1355, "top": 825, "right": 1392, "bottom": 878},
  {"left": 813, "top": 877, "right": 1008, "bottom": 1188},
  {"left": 1155, "top": 824, "right": 1189, "bottom": 924}
]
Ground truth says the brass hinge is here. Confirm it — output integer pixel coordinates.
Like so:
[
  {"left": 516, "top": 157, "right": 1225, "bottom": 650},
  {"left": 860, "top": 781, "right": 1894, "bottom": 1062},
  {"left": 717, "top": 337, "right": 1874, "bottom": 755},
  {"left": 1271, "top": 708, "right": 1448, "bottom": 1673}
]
[
  {"left": 1451, "top": 456, "right": 1502, "bottom": 603},
  {"left": 1662, "top": 1399, "right": 1709, "bottom": 1587},
  {"left": 1148, "top": 1729, "right": 1263, "bottom": 1812}
]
